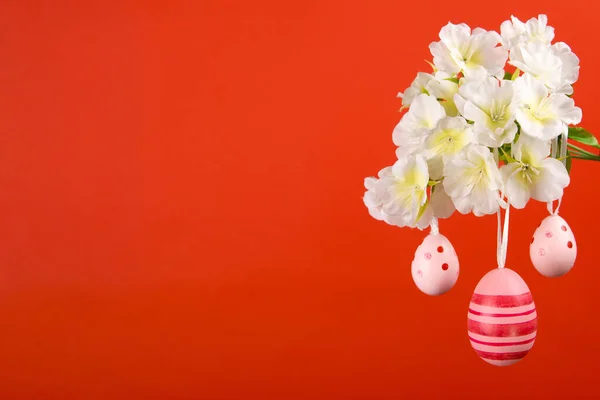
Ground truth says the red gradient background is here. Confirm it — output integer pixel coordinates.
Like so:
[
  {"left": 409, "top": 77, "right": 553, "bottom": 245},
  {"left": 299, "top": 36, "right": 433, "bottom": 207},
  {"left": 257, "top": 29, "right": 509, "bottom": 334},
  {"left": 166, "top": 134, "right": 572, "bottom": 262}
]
[{"left": 1, "top": 1, "right": 600, "bottom": 398}]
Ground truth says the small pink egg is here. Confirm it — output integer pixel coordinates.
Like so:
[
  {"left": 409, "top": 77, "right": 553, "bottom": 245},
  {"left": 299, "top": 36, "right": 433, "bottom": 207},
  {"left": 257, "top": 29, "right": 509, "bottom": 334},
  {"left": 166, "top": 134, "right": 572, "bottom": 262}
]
[
  {"left": 467, "top": 268, "right": 537, "bottom": 366},
  {"left": 529, "top": 215, "right": 577, "bottom": 278},
  {"left": 411, "top": 233, "right": 459, "bottom": 296}
]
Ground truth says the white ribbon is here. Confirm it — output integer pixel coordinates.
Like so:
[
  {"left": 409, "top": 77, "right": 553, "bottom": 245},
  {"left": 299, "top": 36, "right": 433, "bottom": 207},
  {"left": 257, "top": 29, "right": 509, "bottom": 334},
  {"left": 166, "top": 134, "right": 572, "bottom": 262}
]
[
  {"left": 430, "top": 217, "right": 439, "bottom": 235},
  {"left": 493, "top": 145, "right": 511, "bottom": 269},
  {"left": 496, "top": 202, "right": 511, "bottom": 269},
  {"left": 547, "top": 124, "right": 569, "bottom": 216}
]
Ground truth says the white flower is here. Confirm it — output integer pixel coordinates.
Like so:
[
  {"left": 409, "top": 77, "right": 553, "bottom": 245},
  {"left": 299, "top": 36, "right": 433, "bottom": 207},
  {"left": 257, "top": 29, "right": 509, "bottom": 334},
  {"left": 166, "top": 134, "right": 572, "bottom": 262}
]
[
  {"left": 423, "top": 116, "right": 473, "bottom": 179},
  {"left": 429, "top": 23, "right": 508, "bottom": 78},
  {"left": 551, "top": 42, "right": 580, "bottom": 95},
  {"left": 426, "top": 72, "right": 460, "bottom": 116},
  {"left": 509, "top": 42, "right": 563, "bottom": 90},
  {"left": 509, "top": 40, "right": 579, "bottom": 94},
  {"left": 363, "top": 156, "right": 432, "bottom": 229},
  {"left": 500, "top": 14, "right": 554, "bottom": 49},
  {"left": 363, "top": 167, "right": 393, "bottom": 221},
  {"left": 415, "top": 204, "right": 434, "bottom": 229},
  {"left": 500, "top": 16, "right": 527, "bottom": 49},
  {"left": 393, "top": 94, "right": 445, "bottom": 150},
  {"left": 430, "top": 183, "right": 455, "bottom": 219},
  {"left": 500, "top": 135, "right": 570, "bottom": 208},
  {"left": 443, "top": 145, "right": 503, "bottom": 216},
  {"left": 398, "top": 72, "right": 459, "bottom": 115},
  {"left": 454, "top": 77, "right": 517, "bottom": 147},
  {"left": 514, "top": 73, "right": 582, "bottom": 140},
  {"left": 398, "top": 72, "right": 434, "bottom": 107}
]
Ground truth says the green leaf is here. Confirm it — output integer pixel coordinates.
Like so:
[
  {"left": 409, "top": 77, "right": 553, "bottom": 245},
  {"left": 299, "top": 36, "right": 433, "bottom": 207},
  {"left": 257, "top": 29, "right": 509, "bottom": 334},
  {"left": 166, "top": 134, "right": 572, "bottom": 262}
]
[
  {"left": 567, "top": 143, "right": 600, "bottom": 159},
  {"left": 568, "top": 127, "right": 600, "bottom": 149},
  {"left": 566, "top": 153, "right": 572, "bottom": 174},
  {"left": 503, "top": 69, "right": 520, "bottom": 80},
  {"left": 416, "top": 198, "right": 429, "bottom": 222},
  {"left": 511, "top": 68, "right": 520, "bottom": 80},
  {"left": 499, "top": 147, "right": 516, "bottom": 163}
]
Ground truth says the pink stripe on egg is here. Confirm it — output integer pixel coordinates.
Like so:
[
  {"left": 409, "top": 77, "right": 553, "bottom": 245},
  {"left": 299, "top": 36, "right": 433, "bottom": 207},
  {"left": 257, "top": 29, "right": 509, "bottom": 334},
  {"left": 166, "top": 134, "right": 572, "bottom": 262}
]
[
  {"left": 470, "top": 292, "right": 533, "bottom": 308},
  {"left": 474, "top": 350, "right": 530, "bottom": 361},
  {"left": 468, "top": 302, "right": 535, "bottom": 315},
  {"left": 470, "top": 340, "right": 535, "bottom": 354},
  {"left": 467, "top": 319, "right": 537, "bottom": 337},
  {"left": 468, "top": 307, "right": 536, "bottom": 318},
  {"left": 468, "top": 335, "right": 536, "bottom": 347},
  {"left": 467, "top": 311, "right": 537, "bottom": 325},
  {"left": 468, "top": 331, "right": 536, "bottom": 344},
  {"left": 481, "top": 358, "right": 521, "bottom": 366}
]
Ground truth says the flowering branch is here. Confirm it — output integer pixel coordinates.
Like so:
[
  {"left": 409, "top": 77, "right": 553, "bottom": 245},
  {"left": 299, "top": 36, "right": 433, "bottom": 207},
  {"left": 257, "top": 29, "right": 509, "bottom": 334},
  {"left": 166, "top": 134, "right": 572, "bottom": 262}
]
[{"left": 364, "top": 14, "right": 591, "bottom": 230}]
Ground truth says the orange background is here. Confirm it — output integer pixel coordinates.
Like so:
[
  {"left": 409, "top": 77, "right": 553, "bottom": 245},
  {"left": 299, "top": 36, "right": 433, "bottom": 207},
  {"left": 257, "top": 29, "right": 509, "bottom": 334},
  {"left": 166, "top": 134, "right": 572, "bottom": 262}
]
[{"left": 1, "top": 1, "right": 599, "bottom": 398}]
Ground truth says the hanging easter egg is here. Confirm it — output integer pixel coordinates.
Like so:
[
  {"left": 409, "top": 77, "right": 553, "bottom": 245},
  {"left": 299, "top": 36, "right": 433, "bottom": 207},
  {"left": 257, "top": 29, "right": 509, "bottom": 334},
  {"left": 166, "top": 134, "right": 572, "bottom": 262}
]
[
  {"left": 467, "top": 268, "right": 537, "bottom": 366},
  {"left": 411, "top": 233, "right": 459, "bottom": 296},
  {"left": 530, "top": 215, "right": 577, "bottom": 278}
]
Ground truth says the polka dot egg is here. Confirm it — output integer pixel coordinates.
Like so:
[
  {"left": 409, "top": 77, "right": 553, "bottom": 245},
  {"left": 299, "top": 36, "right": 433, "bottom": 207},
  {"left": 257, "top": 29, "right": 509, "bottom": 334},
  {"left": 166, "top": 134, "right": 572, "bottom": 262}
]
[
  {"left": 530, "top": 215, "right": 577, "bottom": 278},
  {"left": 411, "top": 233, "right": 459, "bottom": 296},
  {"left": 468, "top": 268, "right": 537, "bottom": 366}
]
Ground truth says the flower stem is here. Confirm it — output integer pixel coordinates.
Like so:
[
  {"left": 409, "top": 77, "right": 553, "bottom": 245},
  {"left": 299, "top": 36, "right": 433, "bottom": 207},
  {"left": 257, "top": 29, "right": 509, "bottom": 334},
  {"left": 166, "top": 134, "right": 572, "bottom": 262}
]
[
  {"left": 568, "top": 143, "right": 599, "bottom": 159},
  {"left": 571, "top": 154, "right": 600, "bottom": 160},
  {"left": 569, "top": 150, "right": 600, "bottom": 160}
]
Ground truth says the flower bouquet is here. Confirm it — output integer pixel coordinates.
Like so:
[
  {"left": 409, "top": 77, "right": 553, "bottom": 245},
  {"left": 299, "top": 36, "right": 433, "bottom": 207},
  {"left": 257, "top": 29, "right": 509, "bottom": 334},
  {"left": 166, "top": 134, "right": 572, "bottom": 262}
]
[{"left": 363, "top": 15, "right": 598, "bottom": 366}]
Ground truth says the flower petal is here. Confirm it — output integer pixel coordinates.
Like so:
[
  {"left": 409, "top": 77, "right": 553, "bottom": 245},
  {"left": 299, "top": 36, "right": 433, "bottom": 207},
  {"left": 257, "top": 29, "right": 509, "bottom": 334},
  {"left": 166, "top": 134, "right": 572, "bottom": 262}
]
[
  {"left": 549, "top": 94, "right": 582, "bottom": 125},
  {"left": 500, "top": 163, "right": 531, "bottom": 209},
  {"left": 431, "top": 184, "right": 455, "bottom": 219},
  {"left": 530, "top": 158, "right": 570, "bottom": 202}
]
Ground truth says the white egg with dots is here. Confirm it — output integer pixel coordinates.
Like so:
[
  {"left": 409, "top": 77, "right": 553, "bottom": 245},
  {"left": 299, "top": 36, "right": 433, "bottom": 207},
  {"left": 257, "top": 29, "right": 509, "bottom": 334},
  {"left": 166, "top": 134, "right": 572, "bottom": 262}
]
[
  {"left": 411, "top": 233, "right": 459, "bottom": 295},
  {"left": 530, "top": 215, "right": 577, "bottom": 278}
]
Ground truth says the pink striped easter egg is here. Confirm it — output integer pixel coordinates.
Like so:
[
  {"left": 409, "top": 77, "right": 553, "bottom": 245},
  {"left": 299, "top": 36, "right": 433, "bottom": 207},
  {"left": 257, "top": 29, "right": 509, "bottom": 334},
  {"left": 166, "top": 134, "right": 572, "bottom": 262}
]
[{"left": 467, "top": 268, "right": 537, "bottom": 366}]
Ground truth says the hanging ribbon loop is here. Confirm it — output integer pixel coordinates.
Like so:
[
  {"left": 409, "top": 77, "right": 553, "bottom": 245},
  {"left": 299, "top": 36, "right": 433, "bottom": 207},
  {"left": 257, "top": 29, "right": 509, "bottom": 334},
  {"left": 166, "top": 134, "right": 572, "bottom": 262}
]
[
  {"left": 496, "top": 202, "right": 511, "bottom": 269},
  {"left": 547, "top": 124, "right": 569, "bottom": 216},
  {"left": 430, "top": 217, "right": 439, "bottom": 235}
]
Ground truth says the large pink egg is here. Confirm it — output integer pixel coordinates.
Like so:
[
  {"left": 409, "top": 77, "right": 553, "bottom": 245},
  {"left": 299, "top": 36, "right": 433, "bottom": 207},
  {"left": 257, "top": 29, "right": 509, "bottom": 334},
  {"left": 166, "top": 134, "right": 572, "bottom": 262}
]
[
  {"left": 467, "top": 268, "right": 537, "bottom": 366},
  {"left": 530, "top": 215, "right": 577, "bottom": 278},
  {"left": 411, "top": 233, "right": 459, "bottom": 296}
]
